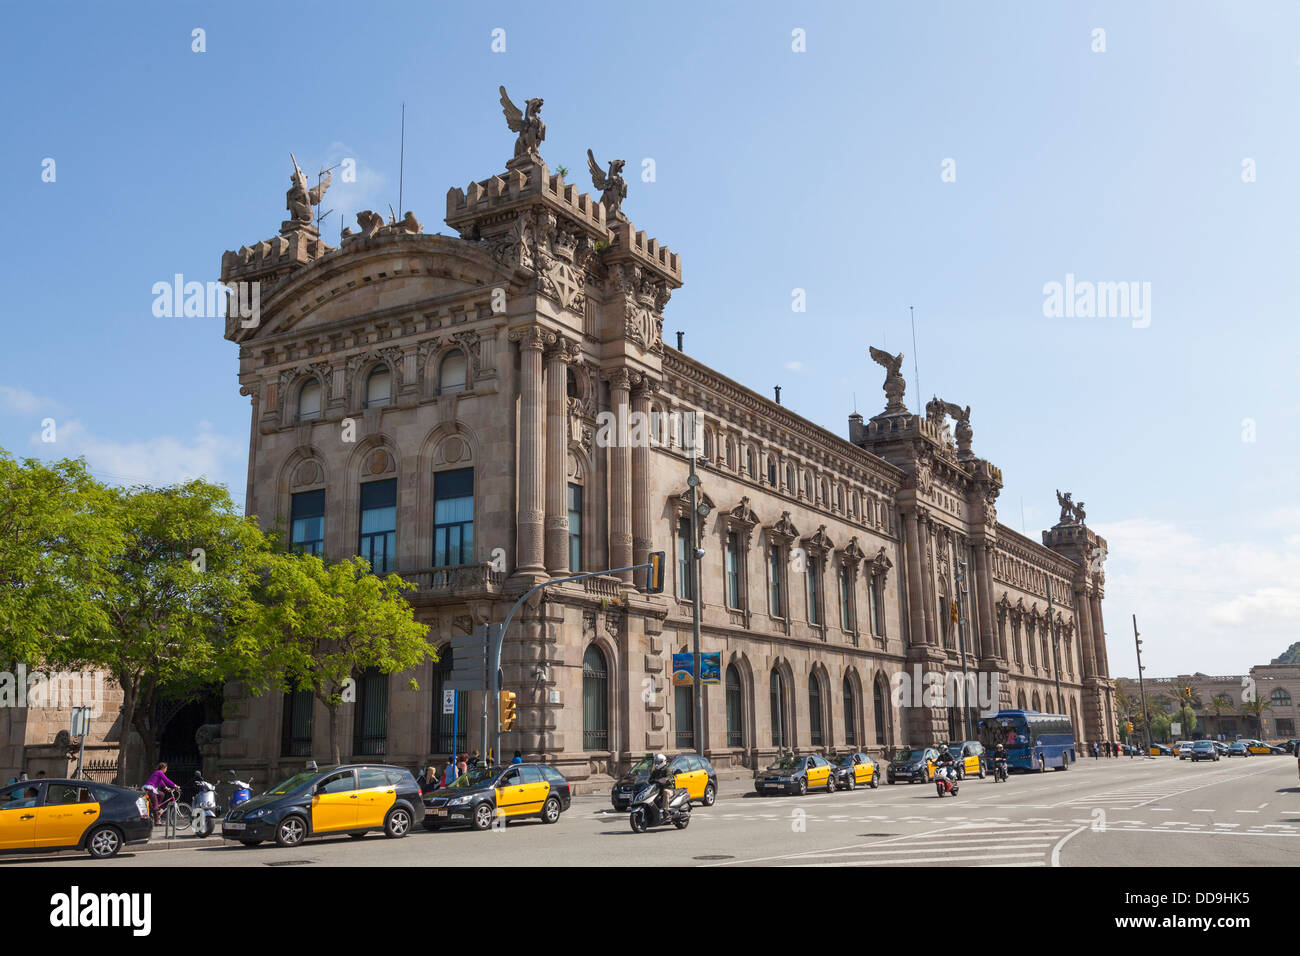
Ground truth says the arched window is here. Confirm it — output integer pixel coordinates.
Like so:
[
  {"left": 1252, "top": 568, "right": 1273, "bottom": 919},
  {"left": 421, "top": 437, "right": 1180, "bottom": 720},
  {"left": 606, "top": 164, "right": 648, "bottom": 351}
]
[
  {"left": 726, "top": 665, "right": 744, "bottom": 748},
  {"left": 352, "top": 667, "right": 388, "bottom": 756},
  {"left": 1017, "top": 690, "right": 1028, "bottom": 710},
  {"left": 873, "top": 674, "right": 889, "bottom": 746},
  {"left": 582, "top": 644, "right": 609, "bottom": 751},
  {"left": 809, "top": 674, "right": 824, "bottom": 747},
  {"left": 297, "top": 378, "right": 321, "bottom": 420},
  {"left": 431, "top": 648, "right": 467, "bottom": 756},
  {"left": 843, "top": 676, "right": 857, "bottom": 746},
  {"left": 1032, "top": 692, "right": 1041, "bottom": 712},
  {"left": 770, "top": 668, "right": 788, "bottom": 748},
  {"left": 1271, "top": 689, "right": 1292, "bottom": 707},
  {"left": 746, "top": 449, "right": 755, "bottom": 478},
  {"left": 365, "top": 365, "right": 391, "bottom": 407},
  {"left": 439, "top": 350, "right": 467, "bottom": 393},
  {"left": 767, "top": 457, "right": 778, "bottom": 486}
]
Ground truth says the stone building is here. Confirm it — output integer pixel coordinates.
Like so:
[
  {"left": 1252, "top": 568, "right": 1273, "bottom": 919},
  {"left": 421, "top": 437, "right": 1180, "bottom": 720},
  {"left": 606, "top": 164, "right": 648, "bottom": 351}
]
[
  {"left": 1116, "top": 666, "right": 1300, "bottom": 741},
  {"left": 212, "top": 93, "right": 1116, "bottom": 791}
]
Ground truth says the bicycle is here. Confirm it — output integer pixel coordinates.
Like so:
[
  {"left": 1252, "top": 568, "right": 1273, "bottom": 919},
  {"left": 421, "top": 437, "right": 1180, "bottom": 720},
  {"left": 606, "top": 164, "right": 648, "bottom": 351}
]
[{"left": 149, "top": 785, "right": 193, "bottom": 831}]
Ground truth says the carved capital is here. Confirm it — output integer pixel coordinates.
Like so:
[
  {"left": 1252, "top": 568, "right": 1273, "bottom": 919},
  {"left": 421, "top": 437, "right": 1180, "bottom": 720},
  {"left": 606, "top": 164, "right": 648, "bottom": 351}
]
[{"left": 509, "top": 325, "right": 555, "bottom": 352}]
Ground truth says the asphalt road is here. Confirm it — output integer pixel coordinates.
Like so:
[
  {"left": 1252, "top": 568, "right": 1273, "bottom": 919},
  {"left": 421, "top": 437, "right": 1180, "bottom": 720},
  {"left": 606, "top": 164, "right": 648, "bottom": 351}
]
[{"left": 7, "top": 754, "right": 1298, "bottom": 868}]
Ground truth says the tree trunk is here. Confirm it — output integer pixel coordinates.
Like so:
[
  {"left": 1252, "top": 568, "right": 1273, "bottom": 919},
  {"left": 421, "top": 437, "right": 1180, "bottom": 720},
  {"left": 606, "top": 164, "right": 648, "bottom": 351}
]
[
  {"left": 115, "top": 679, "right": 136, "bottom": 786},
  {"left": 328, "top": 703, "right": 340, "bottom": 765}
]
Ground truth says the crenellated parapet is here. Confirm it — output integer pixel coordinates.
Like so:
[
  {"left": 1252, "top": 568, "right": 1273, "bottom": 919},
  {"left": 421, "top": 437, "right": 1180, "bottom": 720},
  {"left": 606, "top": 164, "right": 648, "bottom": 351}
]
[
  {"left": 220, "top": 229, "right": 334, "bottom": 289},
  {"left": 446, "top": 163, "right": 607, "bottom": 240}
]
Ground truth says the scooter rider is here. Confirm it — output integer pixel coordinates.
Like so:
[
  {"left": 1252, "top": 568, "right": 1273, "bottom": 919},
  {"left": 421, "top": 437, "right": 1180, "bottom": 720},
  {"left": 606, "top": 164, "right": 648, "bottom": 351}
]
[
  {"left": 934, "top": 745, "right": 955, "bottom": 784},
  {"left": 993, "top": 743, "right": 1009, "bottom": 777},
  {"left": 649, "top": 753, "right": 675, "bottom": 817}
]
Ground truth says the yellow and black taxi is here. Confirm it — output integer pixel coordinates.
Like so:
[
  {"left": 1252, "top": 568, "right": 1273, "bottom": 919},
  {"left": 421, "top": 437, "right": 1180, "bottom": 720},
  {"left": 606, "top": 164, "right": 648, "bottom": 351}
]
[
  {"left": 754, "top": 753, "right": 835, "bottom": 796},
  {"left": 222, "top": 764, "right": 424, "bottom": 847},
  {"left": 887, "top": 747, "right": 939, "bottom": 784},
  {"left": 946, "top": 741, "right": 986, "bottom": 779},
  {"left": 0, "top": 778, "right": 151, "bottom": 859},
  {"left": 1240, "top": 739, "right": 1283, "bottom": 755},
  {"left": 828, "top": 751, "right": 881, "bottom": 791},
  {"left": 611, "top": 753, "right": 719, "bottom": 811},
  {"left": 423, "top": 762, "right": 571, "bottom": 831}
]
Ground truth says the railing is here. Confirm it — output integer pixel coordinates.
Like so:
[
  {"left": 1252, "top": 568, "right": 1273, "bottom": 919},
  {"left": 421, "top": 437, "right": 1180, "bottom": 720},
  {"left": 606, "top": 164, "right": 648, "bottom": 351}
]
[
  {"left": 579, "top": 574, "right": 624, "bottom": 600},
  {"left": 402, "top": 563, "right": 505, "bottom": 598}
]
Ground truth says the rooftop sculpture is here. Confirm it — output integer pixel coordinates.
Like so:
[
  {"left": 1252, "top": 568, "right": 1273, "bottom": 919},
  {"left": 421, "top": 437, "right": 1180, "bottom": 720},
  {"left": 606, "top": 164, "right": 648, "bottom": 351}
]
[
  {"left": 499, "top": 85, "right": 546, "bottom": 164},
  {"left": 284, "top": 153, "right": 330, "bottom": 234},
  {"left": 587, "top": 149, "right": 628, "bottom": 222},
  {"left": 869, "top": 346, "right": 907, "bottom": 414}
]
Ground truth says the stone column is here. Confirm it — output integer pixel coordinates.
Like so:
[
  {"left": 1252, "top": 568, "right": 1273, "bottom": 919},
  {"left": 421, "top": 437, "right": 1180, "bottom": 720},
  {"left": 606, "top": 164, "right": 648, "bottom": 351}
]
[
  {"left": 607, "top": 368, "right": 634, "bottom": 583},
  {"left": 1075, "top": 585, "right": 1098, "bottom": 679},
  {"left": 631, "top": 376, "right": 656, "bottom": 580},
  {"left": 544, "top": 338, "right": 573, "bottom": 575},
  {"left": 511, "top": 326, "right": 553, "bottom": 575},
  {"left": 1090, "top": 590, "right": 1109, "bottom": 678},
  {"left": 973, "top": 541, "right": 996, "bottom": 659},
  {"left": 918, "top": 511, "right": 938, "bottom": 646},
  {"left": 902, "top": 509, "right": 927, "bottom": 650}
]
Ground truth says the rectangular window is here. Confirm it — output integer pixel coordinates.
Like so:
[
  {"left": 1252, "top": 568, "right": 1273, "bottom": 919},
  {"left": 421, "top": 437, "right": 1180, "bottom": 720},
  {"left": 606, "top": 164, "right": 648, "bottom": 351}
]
[
  {"left": 677, "top": 518, "right": 694, "bottom": 600},
  {"left": 872, "top": 577, "right": 885, "bottom": 635},
  {"left": 568, "top": 483, "right": 582, "bottom": 572},
  {"left": 358, "top": 479, "right": 397, "bottom": 574},
  {"left": 726, "top": 531, "right": 741, "bottom": 608},
  {"left": 280, "top": 688, "right": 313, "bottom": 757},
  {"left": 840, "top": 568, "right": 853, "bottom": 630},
  {"left": 808, "top": 559, "right": 821, "bottom": 625},
  {"left": 290, "top": 489, "right": 325, "bottom": 556},
  {"left": 433, "top": 468, "right": 473, "bottom": 567},
  {"left": 768, "top": 545, "right": 783, "bottom": 617}
]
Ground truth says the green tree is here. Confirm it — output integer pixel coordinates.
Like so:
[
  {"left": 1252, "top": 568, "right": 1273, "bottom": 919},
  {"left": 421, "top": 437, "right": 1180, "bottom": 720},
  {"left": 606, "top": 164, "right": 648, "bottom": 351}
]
[
  {"left": 1240, "top": 692, "right": 1273, "bottom": 737},
  {"left": 0, "top": 451, "right": 119, "bottom": 667},
  {"left": 1149, "top": 713, "right": 1171, "bottom": 743},
  {"left": 234, "top": 552, "right": 435, "bottom": 765},
  {"left": 1207, "top": 694, "right": 1233, "bottom": 736},
  {"left": 58, "top": 479, "right": 273, "bottom": 784}
]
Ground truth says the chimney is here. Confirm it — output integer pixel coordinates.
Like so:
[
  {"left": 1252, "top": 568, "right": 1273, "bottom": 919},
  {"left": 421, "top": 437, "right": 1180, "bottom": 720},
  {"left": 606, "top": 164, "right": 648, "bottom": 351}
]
[
  {"left": 675, "top": 331, "right": 684, "bottom": 351},
  {"left": 849, "top": 412, "right": 864, "bottom": 445},
  {"left": 774, "top": 386, "right": 782, "bottom": 405}
]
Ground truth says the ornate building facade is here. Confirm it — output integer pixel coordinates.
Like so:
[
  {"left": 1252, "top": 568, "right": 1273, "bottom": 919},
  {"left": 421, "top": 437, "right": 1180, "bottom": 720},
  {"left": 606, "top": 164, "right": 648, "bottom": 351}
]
[{"left": 214, "top": 91, "right": 1115, "bottom": 790}]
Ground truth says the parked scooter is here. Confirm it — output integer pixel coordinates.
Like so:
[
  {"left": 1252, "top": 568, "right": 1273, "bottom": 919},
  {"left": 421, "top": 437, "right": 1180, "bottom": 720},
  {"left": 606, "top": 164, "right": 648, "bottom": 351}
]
[
  {"left": 228, "top": 770, "right": 253, "bottom": 811},
  {"left": 628, "top": 780, "right": 692, "bottom": 832},
  {"left": 192, "top": 771, "right": 218, "bottom": 837},
  {"left": 934, "top": 765, "right": 959, "bottom": 797}
]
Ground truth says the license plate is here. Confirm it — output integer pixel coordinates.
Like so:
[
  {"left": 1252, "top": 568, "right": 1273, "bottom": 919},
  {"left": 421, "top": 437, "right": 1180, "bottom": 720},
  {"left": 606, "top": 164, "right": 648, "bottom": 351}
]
[
  {"left": 765, "top": 782, "right": 781, "bottom": 788},
  {"left": 432, "top": 809, "right": 448, "bottom": 816},
  {"left": 224, "top": 822, "right": 245, "bottom": 831}
]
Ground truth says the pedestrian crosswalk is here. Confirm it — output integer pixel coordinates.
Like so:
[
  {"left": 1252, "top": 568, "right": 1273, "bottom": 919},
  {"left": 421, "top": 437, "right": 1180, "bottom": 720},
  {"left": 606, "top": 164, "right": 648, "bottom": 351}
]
[
  {"left": 1052, "top": 764, "right": 1263, "bottom": 810},
  {"left": 716, "top": 822, "right": 1080, "bottom": 867}
]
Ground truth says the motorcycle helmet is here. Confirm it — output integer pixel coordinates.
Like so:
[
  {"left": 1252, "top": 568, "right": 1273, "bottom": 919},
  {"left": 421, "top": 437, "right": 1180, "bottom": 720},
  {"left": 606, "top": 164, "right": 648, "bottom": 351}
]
[{"left": 653, "top": 753, "right": 667, "bottom": 769}]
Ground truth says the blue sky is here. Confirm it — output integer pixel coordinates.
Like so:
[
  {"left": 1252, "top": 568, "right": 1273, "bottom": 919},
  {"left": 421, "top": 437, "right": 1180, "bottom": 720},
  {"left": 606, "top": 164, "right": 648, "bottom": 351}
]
[{"left": 1, "top": 1, "right": 1297, "bottom": 675}]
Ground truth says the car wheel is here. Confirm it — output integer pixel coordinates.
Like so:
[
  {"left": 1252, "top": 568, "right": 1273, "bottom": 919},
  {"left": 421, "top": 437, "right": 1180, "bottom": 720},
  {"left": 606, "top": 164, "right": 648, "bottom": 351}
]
[
  {"left": 844, "top": 774, "right": 855, "bottom": 792},
  {"left": 870, "top": 771, "right": 879, "bottom": 790},
  {"left": 826, "top": 774, "right": 837, "bottom": 793},
  {"left": 86, "top": 825, "right": 122, "bottom": 859},
  {"left": 978, "top": 764, "right": 986, "bottom": 779},
  {"left": 472, "top": 803, "right": 494, "bottom": 831},
  {"left": 957, "top": 766, "right": 965, "bottom": 781},
  {"left": 239, "top": 839, "right": 263, "bottom": 847},
  {"left": 702, "top": 783, "right": 717, "bottom": 807},
  {"left": 384, "top": 807, "right": 412, "bottom": 839},
  {"left": 797, "top": 777, "right": 808, "bottom": 796},
  {"left": 275, "top": 815, "right": 307, "bottom": 848},
  {"left": 541, "top": 796, "right": 562, "bottom": 824}
]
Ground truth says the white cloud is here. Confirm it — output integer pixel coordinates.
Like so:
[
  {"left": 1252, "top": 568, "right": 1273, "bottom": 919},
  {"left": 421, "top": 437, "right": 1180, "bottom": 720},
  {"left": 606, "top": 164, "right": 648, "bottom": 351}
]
[
  {"left": 785, "top": 361, "right": 804, "bottom": 372},
  {"left": 27, "top": 418, "right": 245, "bottom": 491},
  {"left": 1094, "top": 517, "right": 1300, "bottom": 677},
  {"left": 0, "top": 385, "right": 59, "bottom": 416}
]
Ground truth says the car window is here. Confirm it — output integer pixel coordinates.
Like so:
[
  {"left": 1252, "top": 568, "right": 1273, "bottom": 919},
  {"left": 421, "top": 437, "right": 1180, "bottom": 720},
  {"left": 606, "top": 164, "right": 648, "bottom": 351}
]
[
  {"left": 810, "top": 755, "right": 825, "bottom": 767},
  {"left": 669, "top": 757, "right": 686, "bottom": 772},
  {"left": 88, "top": 785, "right": 117, "bottom": 803},
  {"left": 357, "top": 768, "right": 389, "bottom": 790},
  {"left": 541, "top": 766, "right": 566, "bottom": 785},
  {"left": 0, "top": 784, "right": 41, "bottom": 808},
  {"left": 520, "top": 766, "right": 544, "bottom": 784},
  {"left": 383, "top": 770, "right": 409, "bottom": 787},
  {"left": 689, "top": 756, "right": 705, "bottom": 771},
  {"left": 319, "top": 771, "right": 356, "bottom": 794},
  {"left": 499, "top": 769, "right": 522, "bottom": 787},
  {"left": 45, "top": 785, "right": 93, "bottom": 806}
]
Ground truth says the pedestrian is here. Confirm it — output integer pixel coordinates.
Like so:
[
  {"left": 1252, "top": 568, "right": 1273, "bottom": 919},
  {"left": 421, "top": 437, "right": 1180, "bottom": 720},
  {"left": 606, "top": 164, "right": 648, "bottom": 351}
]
[
  {"left": 457, "top": 753, "right": 468, "bottom": 777},
  {"left": 35, "top": 770, "right": 45, "bottom": 779},
  {"left": 418, "top": 764, "right": 439, "bottom": 793},
  {"left": 443, "top": 757, "right": 457, "bottom": 787},
  {"left": 511, "top": 750, "right": 523, "bottom": 765},
  {"left": 469, "top": 749, "right": 480, "bottom": 769},
  {"left": 1091, "top": 742, "right": 1098, "bottom": 759}
]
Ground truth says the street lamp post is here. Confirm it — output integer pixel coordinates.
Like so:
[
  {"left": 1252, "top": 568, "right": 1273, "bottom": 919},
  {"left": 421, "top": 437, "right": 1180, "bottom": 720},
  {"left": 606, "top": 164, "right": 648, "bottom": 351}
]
[
  {"left": 1047, "top": 584, "right": 1063, "bottom": 720},
  {"left": 953, "top": 541, "right": 973, "bottom": 742},
  {"left": 1133, "top": 614, "right": 1153, "bottom": 757},
  {"left": 686, "top": 415, "right": 709, "bottom": 755}
]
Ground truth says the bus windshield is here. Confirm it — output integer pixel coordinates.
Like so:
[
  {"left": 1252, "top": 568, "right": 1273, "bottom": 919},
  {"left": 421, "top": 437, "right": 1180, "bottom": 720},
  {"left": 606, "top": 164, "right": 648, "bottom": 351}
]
[{"left": 978, "top": 715, "right": 1030, "bottom": 749}]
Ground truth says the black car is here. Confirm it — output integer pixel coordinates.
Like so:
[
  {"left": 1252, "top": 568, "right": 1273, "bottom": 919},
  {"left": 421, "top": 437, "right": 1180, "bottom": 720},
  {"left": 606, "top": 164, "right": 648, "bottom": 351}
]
[
  {"left": 424, "top": 763, "right": 571, "bottom": 830},
  {"left": 611, "top": 753, "right": 718, "bottom": 811},
  {"left": 754, "top": 754, "right": 836, "bottom": 795},
  {"left": 1225, "top": 742, "right": 1249, "bottom": 757},
  {"left": 222, "top": 764, "right": 424, "bottom": 847},
  {"left": 1189, "top": 740, "right": 1219, "bottom": 762},
  {"left": 887, "top": 747, "right": 939, "bottom": 784},
  {"left": 0, "top": 779, "right": 152, "bottom": 858},
  {"left": 828, "top": 752, "right": 881, "bottom": 791}
]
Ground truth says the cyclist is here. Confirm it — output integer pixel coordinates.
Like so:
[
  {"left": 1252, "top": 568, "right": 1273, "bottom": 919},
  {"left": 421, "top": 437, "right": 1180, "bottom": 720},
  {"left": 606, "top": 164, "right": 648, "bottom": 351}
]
[{"left": 142, "top": 761, "right": 178, "bottom": 823}]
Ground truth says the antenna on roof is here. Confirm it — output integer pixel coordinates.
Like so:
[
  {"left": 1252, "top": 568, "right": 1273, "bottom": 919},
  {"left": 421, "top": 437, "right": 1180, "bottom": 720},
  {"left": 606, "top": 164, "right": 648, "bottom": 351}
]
[
  {"left": 910, "top": 305, "right": 921, "bottom": 401},
  {"left": 398, "top": 101, "right": 406, "bottom": 218}
]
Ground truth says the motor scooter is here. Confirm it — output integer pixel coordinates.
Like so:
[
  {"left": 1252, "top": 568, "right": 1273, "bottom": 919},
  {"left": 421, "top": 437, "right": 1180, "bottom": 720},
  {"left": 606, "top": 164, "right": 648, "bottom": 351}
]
[
  {"left": 628, "top": 780, "right": 692, "bottom": 832},
  {"left": 192, "top": 772, "right": 218, "bottom": 837},
  {"left": 228, "top": 770, "right": 253, "bottom": 811},
  {"left": 934, "top": 764, "right": 959, "bottom": 797},
  {"left": 991, "top": 757, "right": 1009, "bottom": 783}
]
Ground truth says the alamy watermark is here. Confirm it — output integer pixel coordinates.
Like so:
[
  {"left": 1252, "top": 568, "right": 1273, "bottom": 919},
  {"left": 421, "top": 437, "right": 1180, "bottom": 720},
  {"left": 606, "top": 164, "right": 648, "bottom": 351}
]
[
  {"left": 152, "top": 273, "right": 260, "bottom": 327},
  {"left": 890, "top": 666, "right": 1002, "bottom": 716},
  {"left": 0, "top": 666, "right": 106, "bottom": 718},
  {"left": 1042, "top": 273, "right": 1150, "bottom": 328}
]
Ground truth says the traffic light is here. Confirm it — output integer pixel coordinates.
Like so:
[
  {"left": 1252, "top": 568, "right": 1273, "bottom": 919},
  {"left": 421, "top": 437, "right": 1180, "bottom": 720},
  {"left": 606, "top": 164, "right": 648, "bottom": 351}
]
[
  {"left": 499, "top": 690, "right": 517, "bottom": 732},
  {"left": 646, "top": 550, "right": 665, "bottom": 594},
  {"left": 1127, "top": 721, "right": 1134, "bottom": 735}
]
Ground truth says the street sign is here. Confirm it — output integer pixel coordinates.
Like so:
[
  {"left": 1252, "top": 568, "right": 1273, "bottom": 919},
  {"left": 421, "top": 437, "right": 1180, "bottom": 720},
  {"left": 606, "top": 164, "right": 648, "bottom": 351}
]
[
  {"left": 1171, "top": 722, "right": 1182, "bottom": 736},
  {"left": 71, "top": 707, "right": 90, "bottom": 738},
  {"left": 442, "top": 689, "right": 455, "bottom": 715},
  {"left": 447, "top": 625, "right": 489, "bottom": 691}
]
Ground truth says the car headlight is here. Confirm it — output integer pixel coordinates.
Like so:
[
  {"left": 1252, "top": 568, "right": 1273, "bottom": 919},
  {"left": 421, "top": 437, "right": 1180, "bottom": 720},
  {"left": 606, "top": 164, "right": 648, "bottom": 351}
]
[
  {"left": 447, "top": 795, "right": 471, "bottom": 806},
  {"left": 244, "top": 808, "right": 268, "bottom": 820}
]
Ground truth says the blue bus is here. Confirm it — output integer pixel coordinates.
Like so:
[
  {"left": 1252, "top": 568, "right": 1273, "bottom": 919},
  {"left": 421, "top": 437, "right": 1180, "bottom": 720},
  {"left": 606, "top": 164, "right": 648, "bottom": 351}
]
[{"left": 976, "top": 710, "right": 1076, "bottom": 772}]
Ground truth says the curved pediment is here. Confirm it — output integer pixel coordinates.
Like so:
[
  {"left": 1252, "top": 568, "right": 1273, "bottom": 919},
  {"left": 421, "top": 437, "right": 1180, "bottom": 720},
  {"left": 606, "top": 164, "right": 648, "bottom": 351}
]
[{"left": 228, "top": 234, "right": 519, "bottom": 343}]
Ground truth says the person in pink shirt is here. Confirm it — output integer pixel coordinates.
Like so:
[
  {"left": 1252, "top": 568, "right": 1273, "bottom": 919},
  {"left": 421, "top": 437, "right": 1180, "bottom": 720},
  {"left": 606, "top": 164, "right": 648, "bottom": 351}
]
[{"left": 142, "top": 762, "right": 177, "bottom": 822}]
